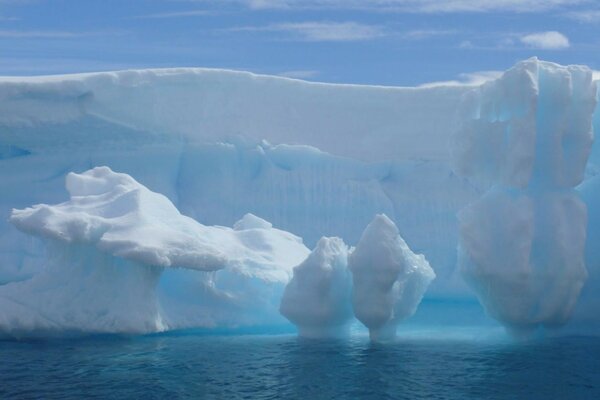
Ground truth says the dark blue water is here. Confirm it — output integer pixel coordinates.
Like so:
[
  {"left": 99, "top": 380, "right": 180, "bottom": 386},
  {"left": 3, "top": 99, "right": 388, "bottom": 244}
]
[{"left": 1, "top": 331, "right": 600, "bottom": 399}]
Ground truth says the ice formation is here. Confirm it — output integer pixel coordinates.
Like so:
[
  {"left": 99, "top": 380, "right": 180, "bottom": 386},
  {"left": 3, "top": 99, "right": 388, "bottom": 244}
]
[
  {"left": 1, "top": 58, "right": 600, "bottom": 337},
  {"left": 454, "top": 58, "right": 596, "bottom": 335},
  {"left": 280, "top": 237, "right": 353, "bottom": 338},
  {"left": 349, "top": 215, "right": 436, "bottom": 341},
  {"left": 1, "top": 167, "right": 309, "bottom": 336},
  {"left": 0, "top": 70, "right": 474, "bottom": 298}
]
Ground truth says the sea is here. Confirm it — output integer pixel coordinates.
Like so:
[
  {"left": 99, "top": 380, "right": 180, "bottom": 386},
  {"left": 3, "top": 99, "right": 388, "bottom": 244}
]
[{"left": 1, "top": 328, "right": 600, "bottom": 399}]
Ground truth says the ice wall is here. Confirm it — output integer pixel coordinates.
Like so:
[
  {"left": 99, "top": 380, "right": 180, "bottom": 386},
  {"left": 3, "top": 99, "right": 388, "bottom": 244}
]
[
  {"left": 0, "top": 70, "right": 476, "bottom": 299},
  {"left": 2, "top": 167, "right": 309, "bottom": 336},
  {"left": 454, "top": 58, "right": 596, "bottom": 335}
]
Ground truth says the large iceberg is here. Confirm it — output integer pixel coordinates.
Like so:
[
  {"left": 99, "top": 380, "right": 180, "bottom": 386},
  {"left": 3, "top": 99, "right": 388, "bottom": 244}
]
[
  {"left": 1, "top": 58, "right": 600, "bottom": 337},
  {"left": 1, "top": 167, "right": 309, "bottom": 336},
  {"left": 454, "top": 58, "right": 596, "bottom": 336}
]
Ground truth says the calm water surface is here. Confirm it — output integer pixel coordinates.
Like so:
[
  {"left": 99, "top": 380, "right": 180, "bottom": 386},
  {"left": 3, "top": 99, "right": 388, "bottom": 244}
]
[{"left": 1, "top": 332, "right": 599, "bottom": 399}]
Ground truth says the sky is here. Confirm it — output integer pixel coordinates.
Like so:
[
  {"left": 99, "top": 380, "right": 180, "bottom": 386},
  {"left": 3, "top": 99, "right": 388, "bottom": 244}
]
[{"left": 1, "top": 0, "right": 600, "bottom": 86}]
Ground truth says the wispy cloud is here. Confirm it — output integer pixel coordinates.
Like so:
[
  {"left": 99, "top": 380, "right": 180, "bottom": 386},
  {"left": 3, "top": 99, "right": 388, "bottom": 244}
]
[
  {"left": 278, "top": 70, "right": 319, "bottom": 79},
  {"left": 565, "top": 9, "right": 600, "bottom": 22},
  {"left": 193, "top": 0, "right": 589, "bottom": 13},
  {"left": 419, "top": 70, "right": 502, "bottom": 88},
  {"left": 520, "top": 31, "right": 570, "bottom": 49},
  {"left": 232, "top": 21, "right": 386, "bottom": 41},
  {"left": 402, "top": 29, "right": 457, "bottom": 39},
  {"left": 132, "top": 10, "right": 213, "bottom": 19}
]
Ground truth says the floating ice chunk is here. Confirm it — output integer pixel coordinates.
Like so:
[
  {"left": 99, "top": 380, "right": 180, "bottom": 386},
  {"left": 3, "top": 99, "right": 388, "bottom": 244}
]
[
  {"left": 280, "top": 237, "right": 353, "bottom": 338},
  {"left": 1, "top": 167, "right": 309, "bottom": 336},
  {"left": 349, "top": 215, "right": 435, "bottom": 341},
  {"left": 458, "top": 190, "right": 588, "bottom": 335}
]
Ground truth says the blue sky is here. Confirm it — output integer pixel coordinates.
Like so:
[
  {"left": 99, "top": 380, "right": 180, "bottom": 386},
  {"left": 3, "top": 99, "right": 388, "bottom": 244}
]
[{"left": 1, "top": 0, "right": 600, "bottom": 86}]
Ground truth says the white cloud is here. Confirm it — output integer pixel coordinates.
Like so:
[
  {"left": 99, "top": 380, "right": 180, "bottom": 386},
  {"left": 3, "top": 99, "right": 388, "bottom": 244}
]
[
  {"left": 419, "top": 70, "right": 503, "bottom": 88},
  {"left": 132, "top": 10, "right": 213, "bottom": 19},
  {"left": 233, "top": 21, "right": 386, "bottom": 41},
  {"left": 593, "top": 70, "right": 600, "bottom": 80},
  {"left": 197, "top": 0, "right": 589, "bottom": 13},
  {"left": 402, "top": 29, "right": 457, "bottom": 39},
  {"left": 278, "top": 70, "right": 319, "bottom": 79},
  {"left": 520, "top": 31, "right": 570, "bottom": 49},
  {"left": 566, "top": 9, "right": 600, "bottom": 22}
]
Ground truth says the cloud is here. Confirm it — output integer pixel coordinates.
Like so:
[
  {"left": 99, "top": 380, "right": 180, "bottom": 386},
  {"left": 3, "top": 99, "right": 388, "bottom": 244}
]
[
  {"left": 402, "top": 29, "right": 457, "bottom": 39},
  {"left": 132, "top": 10, "right": 213, "bottom": 19},
  {"left": 278, "top": 70, "right": 319, "bottom": 79},
  {"left": 419, "top": 70, "right": 503, "bottom": 88},
  {"left": 233, "top": 21, "right": 386, "bottom": 41},
  {"left": 520, "top": 31, "right": 570, "bottom": 49},
  {"left": 197, "top": 0, "right": 589, "bottom": 13},
  {"left": 565, "top": 9, "right": 600, "bottom": 22}
]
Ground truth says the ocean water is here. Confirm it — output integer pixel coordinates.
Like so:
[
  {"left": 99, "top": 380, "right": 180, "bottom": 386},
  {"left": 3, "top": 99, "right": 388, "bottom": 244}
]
[{"left": 1, "top": 330, "right": 600, "bottom": 399}]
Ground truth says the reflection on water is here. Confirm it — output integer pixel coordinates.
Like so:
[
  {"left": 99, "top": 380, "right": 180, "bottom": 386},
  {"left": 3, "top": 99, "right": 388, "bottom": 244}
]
[{"left": 1, "top": 332, "right": 599, "bottom": 399}]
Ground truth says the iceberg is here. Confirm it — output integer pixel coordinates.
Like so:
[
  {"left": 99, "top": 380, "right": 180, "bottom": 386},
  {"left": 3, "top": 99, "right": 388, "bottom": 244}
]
[
  {"left": 1, "top": 167, "right": 309, "bottom": 336},
  {"left": 454, "top": 58, "right": 596, "bottom": 336},
  {"left": 349, "top": 215, "right": 435, "bottom": 341},
  {"left": 1, "top": 58, "right": 600, "bottom": 337}
]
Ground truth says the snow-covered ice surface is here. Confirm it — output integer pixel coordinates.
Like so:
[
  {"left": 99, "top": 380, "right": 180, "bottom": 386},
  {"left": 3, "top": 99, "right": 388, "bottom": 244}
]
[{"left": 1, "top": 58, "right": 600, "bottom": 337}]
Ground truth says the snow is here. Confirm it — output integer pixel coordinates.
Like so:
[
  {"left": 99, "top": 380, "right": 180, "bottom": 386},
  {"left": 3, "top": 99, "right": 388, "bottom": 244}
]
[
  {"left": 349, "top": 215, "right": 435, "bottom": 341},
  {"left": 280, "top": 237, "right": 353, "bottom": 338},
  {"left": 1, "top": 167, "right": 309, "bottom": 336},
  {"left": 455, "top": 58, "right": 595, "bottom": 336}
]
